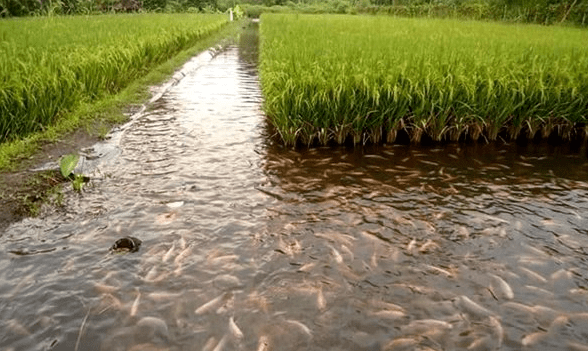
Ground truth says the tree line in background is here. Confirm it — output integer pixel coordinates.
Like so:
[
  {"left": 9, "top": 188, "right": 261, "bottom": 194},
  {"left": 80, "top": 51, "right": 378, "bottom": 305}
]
[
  {"left": 0, "top": 0, "right": 586, "bottom": 26},
  {"left": 0, "top": 0, "right": 223, "bottom": 16},
  {"left": 242, "top": 0, "right": 586, "bottom": 25}
]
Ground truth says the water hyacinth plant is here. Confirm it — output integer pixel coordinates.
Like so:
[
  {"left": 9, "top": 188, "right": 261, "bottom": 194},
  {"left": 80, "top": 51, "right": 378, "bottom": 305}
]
[
  {"left": 0, "top": 13, "right": 228, "bottom": 142},
  {"left": 259, "top": 14, "right": 588, "bottom": 146}
]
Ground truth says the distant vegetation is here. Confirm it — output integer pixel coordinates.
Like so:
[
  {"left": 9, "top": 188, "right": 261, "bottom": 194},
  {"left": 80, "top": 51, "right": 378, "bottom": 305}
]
[
  {"left": 260, "top": 14, "right": 588, "bottom": 146},
  {"left": 1, "top": 0, "right": 585, "bottom": 26},
  {"left": 243, "top": 0, "right": 587, "bottom": 26},
  {"left": 0, "top": 0, "right": 224, "bottom": 16},
  {"left": 0, "top": 14, "right": 228, "bottom": 141}
]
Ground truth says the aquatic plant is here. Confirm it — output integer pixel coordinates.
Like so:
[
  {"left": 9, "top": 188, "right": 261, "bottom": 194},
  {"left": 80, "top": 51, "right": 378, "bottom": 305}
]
[
  {"left": 59, "top": 153, "right": 88, "bottom": 192},
  {"left": 60, "top": 154, "right": 79, "bottom": 179},
  {"left": 259, "top": 14, "right": 588, "bottom": 146},
  {"left": 0, "top": 13, "right": 228, "bottom": 142}
]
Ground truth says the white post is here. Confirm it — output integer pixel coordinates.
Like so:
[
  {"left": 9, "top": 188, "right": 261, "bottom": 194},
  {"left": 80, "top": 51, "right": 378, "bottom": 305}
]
[{"left": 230, "top": 9, "right": 234, "bottom": 21}]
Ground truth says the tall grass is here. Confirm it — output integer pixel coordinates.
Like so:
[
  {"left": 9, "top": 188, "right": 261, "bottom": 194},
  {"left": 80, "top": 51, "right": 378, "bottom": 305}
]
[
  {"left": 0, "top": 13, "right": 227, "bottom": 142},
  {"left": 259, "top": 14, "right": 588, "bottom": 146}
]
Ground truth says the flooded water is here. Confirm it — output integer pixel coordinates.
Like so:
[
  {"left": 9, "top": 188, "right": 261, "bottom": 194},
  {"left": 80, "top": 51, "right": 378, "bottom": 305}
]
[{"left": 2, "top": 23, "right": 588, "bottom": 351}]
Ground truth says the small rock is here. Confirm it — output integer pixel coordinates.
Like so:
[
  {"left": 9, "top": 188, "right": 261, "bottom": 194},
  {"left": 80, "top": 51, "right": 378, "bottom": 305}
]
[{"left": 110, "top": 236, "right": 142, "bottom": 253}]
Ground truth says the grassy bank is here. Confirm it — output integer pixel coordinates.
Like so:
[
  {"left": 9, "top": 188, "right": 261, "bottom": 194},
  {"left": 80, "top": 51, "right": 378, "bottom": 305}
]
[
  {"left": 0, "top": 13, "right": 228, "bottom": 143},
  {"left": 0, "top": 16, "right": 245, "bottom": 170},
  {"left": 259, "top": 14, "right": 588, "bottom": 146}
]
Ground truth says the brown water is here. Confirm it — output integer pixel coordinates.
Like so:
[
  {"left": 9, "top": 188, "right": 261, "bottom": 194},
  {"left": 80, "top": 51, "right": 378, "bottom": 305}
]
[{"left": 2, "top": 24, "right": 588, "bottom": 351}]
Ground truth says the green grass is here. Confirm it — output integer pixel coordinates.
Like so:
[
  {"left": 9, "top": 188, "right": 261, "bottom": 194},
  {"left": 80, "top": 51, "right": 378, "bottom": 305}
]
[
  {"left": 259, "top": 14, "right": 588, "bottom": 146},
  {"left": 0, "top": 18, "right": 244, "bottom": 171},
  {"left": 0, "top": 13, "right": 228, "bottom": 143}
]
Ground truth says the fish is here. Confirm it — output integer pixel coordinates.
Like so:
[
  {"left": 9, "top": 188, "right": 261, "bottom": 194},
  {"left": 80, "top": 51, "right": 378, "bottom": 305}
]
[
  {"left": 162, "top": 242, "right": 176, "bottom": 263},
  {"left": 195, "top": 293, "right": 233, "bottom": 315},
  {"left": 490, "top": 274, "right": 514, "bottom": 300},
  {"left": 178, "top": 236, "right": 187, "bottom": 250},
  {"left": 424, "top": 264, "right": 454, "bottom": 278},
  {"left": 401, "top": 319, "right": 453, "bottom": 336},
  {"left": 372, "top": 310, "right": 406, "bottom": 320},
  {"left": 455, "top": 296, "right": 494, "bottom": 318},
  {"left": 467, "top": 336, "right": 495, "bottom": 351},
  {"left": 567, "top": 341, "right": 588, "bottom": 351},
  {"left": 5, "top": 319, "right": 30, "bottom": 336},
  {"left": 285, "top": 319, "right": 312, "bottom": 337},
  {"left": 340, "top": 245, "right": 354, "bottom": 261},
  {"left": 317, "top": 288, "right": 327, "bottom": 311},
  {"left": 382, "top": 337, "right": 418, "bottom": 350},
  {"left": 99, "top": 293, "right": 123, "bottom": 314},
  {"left": 489, "top": 316, "right": 503, "bottom": 347},
  {"left": 202, "top": 337, "right": 217, "bottom": 351},
  {"left": 406, "top": 239, "right": 417, "bottom": 254},
  {"left": 229, "top": 317, "right": 244, "bottom": 340},
  {"left": 147, "top": 292, "right": 183, "bottom": 302},
  {"left": 298, "top": 262, "right": 316, "bottom": 273},
  {"left": 524, "top": 285, "right": 554, "bottom": 298},
  {"left": 174, "top": 245, "right": 193, "bottom": 267},
  {"left": 166, "top": 201, "right": 184, "bottom": 209},
  {"left": 521, "top": 331, "right": 547, "bottom": 346},
  {"left": 315, "top": 232, "right": 356, "bottom": 247},
  {"left": 330, "top": 246, "right": 344, "bottom": 264},
  {"left": 519, "top": 267, "right": 548, "bottom": 284},
  {"left": 257, "top": 335, "right": 270, "bottom": 351},
  {"left": 130, "top": 290, "right": 141, "bottom": 317},
  {"left": 370, "top": 300, "right": 405, "bottom": 312},
  {"left": 94, "top": 282, "right": 118, "bottom": 294},
  {"left": 419, "top": 240, "right": 440, "bottom": 253},
  {"left": 212, "top": 335, "right": 228, "bottom": 351}
]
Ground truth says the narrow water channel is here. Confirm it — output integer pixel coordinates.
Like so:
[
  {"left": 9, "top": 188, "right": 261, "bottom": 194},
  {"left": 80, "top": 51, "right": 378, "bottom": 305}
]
[{"left": 2, "top": 23, "right": 588, "bottom": 351}]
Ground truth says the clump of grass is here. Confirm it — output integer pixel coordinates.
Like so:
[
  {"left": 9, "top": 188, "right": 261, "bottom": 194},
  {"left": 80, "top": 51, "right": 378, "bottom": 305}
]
[
  {"left": 0, "top": 13, "right": 228, "bottom": 142},
  {"left": 259, "top": 14, "right": 588, "bottom": 147}
]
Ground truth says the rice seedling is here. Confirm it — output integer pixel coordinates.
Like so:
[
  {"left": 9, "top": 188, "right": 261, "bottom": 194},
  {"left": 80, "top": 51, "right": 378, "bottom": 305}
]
[
  {"left": 259, "top": 14, "right": 588, "bottom": 146},
  {"left": 0, "top": 13, "right": 228, "bottom": 142}
]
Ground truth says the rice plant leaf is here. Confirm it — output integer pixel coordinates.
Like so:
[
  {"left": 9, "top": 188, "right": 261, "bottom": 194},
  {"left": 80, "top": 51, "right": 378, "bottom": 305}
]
[{"left": 60, "top": 154, "right": 79, "bottom": 179}]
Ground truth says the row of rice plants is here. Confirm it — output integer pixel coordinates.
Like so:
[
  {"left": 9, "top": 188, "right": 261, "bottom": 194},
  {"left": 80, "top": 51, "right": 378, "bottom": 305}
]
[
  {"left": 259, "top": 14, "right": 588, "bottom": 146},
  {"left": 0, "top": 13, "right": 228, "bottom": 142}
]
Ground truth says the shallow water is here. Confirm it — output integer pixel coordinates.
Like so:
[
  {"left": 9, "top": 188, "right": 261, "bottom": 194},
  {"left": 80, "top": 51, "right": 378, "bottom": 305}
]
[{"left": 2, "top": 24, "right": 588, "bottom": 351}]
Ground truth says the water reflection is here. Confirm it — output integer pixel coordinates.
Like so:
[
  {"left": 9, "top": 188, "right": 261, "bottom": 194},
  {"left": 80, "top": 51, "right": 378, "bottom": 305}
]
[{"left": 1, "top": 23, "right": 588, "bottom": 351}]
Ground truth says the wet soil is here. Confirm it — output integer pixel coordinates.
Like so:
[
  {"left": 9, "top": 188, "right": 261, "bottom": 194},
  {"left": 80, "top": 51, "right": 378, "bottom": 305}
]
[{"left": 0, "top": 128, "right": 108, "bottom": 232}]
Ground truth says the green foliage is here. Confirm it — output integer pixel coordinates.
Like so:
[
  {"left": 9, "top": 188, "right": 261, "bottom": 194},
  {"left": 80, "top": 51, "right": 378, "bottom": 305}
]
[
  {"left": 72, "top": 173, "right": 85, "bottom": 192},
  {"left": 0, "top": 14, "right": 228, "bottom": 142},
  {"left": 60, "top": 154, "right": 79, "bottom": 178},
  {"left": 259, "top": 14, "right": 588, "bottom": 146}
]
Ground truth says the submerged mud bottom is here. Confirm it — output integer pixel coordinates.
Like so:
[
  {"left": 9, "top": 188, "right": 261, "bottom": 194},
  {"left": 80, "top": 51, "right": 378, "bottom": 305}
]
[{"left": 2, "top": 25, "right": 588, "bottom": 351}]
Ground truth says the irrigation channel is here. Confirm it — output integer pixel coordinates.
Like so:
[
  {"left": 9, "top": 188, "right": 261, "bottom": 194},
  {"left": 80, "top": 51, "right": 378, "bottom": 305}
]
[{"left": 3, "top": 23, "right": 588, "bottom": 351}]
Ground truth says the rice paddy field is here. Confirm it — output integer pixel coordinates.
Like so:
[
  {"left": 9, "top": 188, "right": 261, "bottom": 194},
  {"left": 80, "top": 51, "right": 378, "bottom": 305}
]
[
  {"left": 0, "top": 13, "right": 228, "bottom": 142},
  {"left": 259, "top": 14, "right": 588, "bottom": 146}
]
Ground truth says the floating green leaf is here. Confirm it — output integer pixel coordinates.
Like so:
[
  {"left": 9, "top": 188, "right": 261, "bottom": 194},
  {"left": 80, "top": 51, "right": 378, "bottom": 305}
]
[{"left": 60, "top": 154, "right": 79, "bottom": 179}]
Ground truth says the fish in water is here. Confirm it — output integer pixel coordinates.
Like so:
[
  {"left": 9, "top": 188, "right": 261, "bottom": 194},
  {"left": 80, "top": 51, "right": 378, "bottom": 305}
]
[
  {"left": 195, "top": 292, "right": 233, "bottom": 315},
  {"left": 284, "top": 319, "right": 312, "bottom": 337},
  {"left": 489, "top": 274, "right": 514, "bottom": 300},
  {"left": 212, "top": 335, "right": 228, "bottom": 351},
  {"left": 131, "top": 289, "right": 141, "bottom": 317},
  {"left": 229, "top": 317, "right": 244, "bottom": 340},
  {"left": 454, "top": 296, "right": 494, "bottom": 319},
  {"left": 257, "top": 335, "right": 270, "bottom": 351}
]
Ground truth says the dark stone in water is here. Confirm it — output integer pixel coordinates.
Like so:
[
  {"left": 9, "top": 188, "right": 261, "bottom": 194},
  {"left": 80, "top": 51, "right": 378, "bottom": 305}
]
[{"left": 110, "top": 236, "right": 142, "bottom": 253}]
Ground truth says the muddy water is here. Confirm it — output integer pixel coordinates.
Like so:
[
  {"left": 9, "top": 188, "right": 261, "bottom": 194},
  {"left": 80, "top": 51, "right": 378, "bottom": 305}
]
[{"left": 2, "top": 24, "right": 588, "bottom": 351}]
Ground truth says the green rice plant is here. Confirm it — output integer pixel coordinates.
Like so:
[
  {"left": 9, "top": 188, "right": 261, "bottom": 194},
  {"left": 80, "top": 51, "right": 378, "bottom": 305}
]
[
  {"left": 0, "top": 13, "right": 228, "bottom": 142},
  {"left": 259, "top": 14, "right": 588, "bottom": 146}
]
